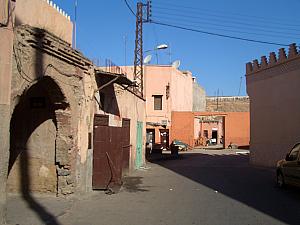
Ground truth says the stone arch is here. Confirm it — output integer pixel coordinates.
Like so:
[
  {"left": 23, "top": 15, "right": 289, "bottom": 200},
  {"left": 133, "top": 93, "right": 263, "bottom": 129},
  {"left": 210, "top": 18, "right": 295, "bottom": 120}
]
[{"left": 7, "top": 76, "right": 74, "bottom": 195}]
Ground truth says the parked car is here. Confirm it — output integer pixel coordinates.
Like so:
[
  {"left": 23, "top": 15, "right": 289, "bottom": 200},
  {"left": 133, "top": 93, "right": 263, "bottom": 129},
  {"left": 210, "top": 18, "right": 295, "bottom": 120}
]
[
  {"left": 276, "top": 143, "right": 300, "bottom": 188},
  {"left": 171, "top": 140, "right": 189, "bottom": 151}
]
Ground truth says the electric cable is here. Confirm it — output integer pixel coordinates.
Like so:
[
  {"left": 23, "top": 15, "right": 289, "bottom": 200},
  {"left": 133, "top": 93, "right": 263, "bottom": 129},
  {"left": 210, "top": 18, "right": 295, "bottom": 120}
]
[
  {"left": 151, "top": 17, "right": 299, "bottom": 40},
  {"left": 154, "top": 1, "right": 300, "bottom": 27},
  {"left": 122, "top": 1, "right": 292, "bottom": 46},
  {"left": 150, "top": 20, "right": 289, "bottom": 46},
  {"left": 124, "top": 0, "right": 136, "bottom": 17},
  {"left": 153, "top": 10, "right": 300, "bottom": 34}
]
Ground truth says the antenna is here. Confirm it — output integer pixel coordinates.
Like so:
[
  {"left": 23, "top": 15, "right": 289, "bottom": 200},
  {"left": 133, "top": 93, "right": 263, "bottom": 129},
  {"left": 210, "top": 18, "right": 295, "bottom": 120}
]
[
  {"left": 74, "top": 0, "right": 78, "bottom": 49},
  {"left": 172, "top": 60, "right": 181, "bottom": 69},
  {"left": 238, "top": 76, "right": 243, "bottom": 96}
]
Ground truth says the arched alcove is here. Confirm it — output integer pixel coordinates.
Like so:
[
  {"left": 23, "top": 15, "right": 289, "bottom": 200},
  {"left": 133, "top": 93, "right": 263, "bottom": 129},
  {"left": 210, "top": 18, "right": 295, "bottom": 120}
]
[{"left": 7, "top": 77, "right": 73, "bottom": 194}]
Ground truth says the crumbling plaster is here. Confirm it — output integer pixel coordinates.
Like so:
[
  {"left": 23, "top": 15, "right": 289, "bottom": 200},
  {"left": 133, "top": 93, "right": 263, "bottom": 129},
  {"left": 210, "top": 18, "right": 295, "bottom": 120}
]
[{"left": 9, "top": 25, "right": 95, "bottom": 194}]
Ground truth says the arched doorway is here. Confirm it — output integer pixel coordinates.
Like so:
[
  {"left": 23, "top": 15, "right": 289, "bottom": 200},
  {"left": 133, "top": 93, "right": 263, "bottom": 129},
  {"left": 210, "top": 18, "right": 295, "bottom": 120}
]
[{"left": 7, "top": 77, "right": 71, "bottom": 194}]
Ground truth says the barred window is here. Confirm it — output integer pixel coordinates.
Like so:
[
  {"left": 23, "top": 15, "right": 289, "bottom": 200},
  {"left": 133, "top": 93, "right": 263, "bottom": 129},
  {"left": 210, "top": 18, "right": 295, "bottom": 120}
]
[{"left": 153, "top": 95, "right": 162, "bottom": 110}]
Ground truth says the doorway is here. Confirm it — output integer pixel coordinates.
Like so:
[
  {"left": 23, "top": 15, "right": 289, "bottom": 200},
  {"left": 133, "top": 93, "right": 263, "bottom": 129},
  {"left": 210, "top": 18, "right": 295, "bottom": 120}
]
[
  {"left": 135, "top": 121, "right": 143, "bottom": 168},
  {"left": 92, "top": 115, "right": 131, "bottom": 189},
  {"left": 159, "top": 129, "right": 169, "bottom": 150},
  {"left": 212, "top": 130, "right": 218, "bottom": 145}
]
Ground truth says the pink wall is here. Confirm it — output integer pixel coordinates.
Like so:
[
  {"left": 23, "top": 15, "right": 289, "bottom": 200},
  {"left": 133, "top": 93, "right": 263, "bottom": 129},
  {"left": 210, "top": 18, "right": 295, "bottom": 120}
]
[
  {"left": 172, "top": 111, "right": 250, "bottom": 148},
  {"left": 170, "top": 70, "right": 193, "bottom": 112},
  {"left": 144, "top": 66, "right": 172, "bottom": 126},
  {"left": 120, "top": 65, "right": 193, "bottom": 127},
  {"left": 224, "top": 112, "right": 250, "bottom": 147},
  {"left": 144, "top": 65, "right": 193, "bottom": 127},
  {"left": 15, "top": 0, "right": 73, "bottom": 44},
  {"left": 246, "top": 44, "right": 300, "bottom": 167},
  {"left": 171, "top": 112, "right": 194, "bottom": 147},
  {"left": 121, "top": 65, "right": 194, "bottom": 147},
  {"left": 194, "top": 118, "right": 201, "bottom": 139}
]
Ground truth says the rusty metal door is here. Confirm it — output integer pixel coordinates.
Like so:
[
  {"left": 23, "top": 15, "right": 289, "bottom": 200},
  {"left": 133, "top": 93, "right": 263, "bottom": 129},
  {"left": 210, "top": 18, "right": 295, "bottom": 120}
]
[{"left": 93, "top": 115, "right": 130, "bottom": 190}]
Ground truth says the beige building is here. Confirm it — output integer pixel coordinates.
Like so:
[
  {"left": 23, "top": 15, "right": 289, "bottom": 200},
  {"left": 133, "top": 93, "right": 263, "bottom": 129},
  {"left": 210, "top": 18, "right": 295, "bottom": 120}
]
[
  {"left": 0, "top": 1, "right": 146, "bottom": 223},
  {"left": 15, "top": 0, "right": 73, "bottom": 44},
  {"left": 246, "top": 43, "right": 300, "bottom": 167}
]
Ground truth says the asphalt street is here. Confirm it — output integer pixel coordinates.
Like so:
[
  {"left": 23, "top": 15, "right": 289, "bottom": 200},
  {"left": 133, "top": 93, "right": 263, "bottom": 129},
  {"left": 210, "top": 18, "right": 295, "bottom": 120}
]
[{"left": 7, "top": 149, "right": 300, "bottom": 225}]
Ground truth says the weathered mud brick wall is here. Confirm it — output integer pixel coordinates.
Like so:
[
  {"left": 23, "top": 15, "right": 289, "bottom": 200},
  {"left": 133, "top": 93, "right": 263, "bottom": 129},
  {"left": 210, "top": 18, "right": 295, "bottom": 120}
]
[
  {"left": 206, "top": 96, "right": 249, "bottom": 112},
  {"left": 7, "top": 25, "right": 94, "bottom": 195}
]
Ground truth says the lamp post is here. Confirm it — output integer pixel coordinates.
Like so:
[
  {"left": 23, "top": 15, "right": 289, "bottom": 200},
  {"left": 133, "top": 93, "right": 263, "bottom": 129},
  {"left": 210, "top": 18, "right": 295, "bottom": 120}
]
[{"left": 144, "top": 44, "right": 168, "bottom": 64}]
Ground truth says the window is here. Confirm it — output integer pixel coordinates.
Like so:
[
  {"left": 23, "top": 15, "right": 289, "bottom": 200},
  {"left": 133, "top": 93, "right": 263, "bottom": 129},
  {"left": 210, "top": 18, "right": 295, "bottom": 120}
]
[
  {"left": 153, "top": 95, "right": 162, "bottom": 110},
  {"left": 203, "top": 130, "right": 208, "bottom": 138},
  {"left": 289, "top": 144, "right": 300, "bottom": 161}
]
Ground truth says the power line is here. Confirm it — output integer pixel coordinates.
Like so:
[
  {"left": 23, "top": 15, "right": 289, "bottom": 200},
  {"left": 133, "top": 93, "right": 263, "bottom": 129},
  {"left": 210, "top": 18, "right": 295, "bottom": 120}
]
[
  {"left": 153, "top": 14, "right": 300, "bottom": 38},
  {"left": 124, "top": 0, "right": 136, "bottom": 17},
  {"left": 152, "top": 17, "right": 299, "bottom": 40},
  {"left": 150, "top": 20, "right": 289, "bottom": 46},
  {"left": 154, "top": 1, "right": 300, "bottom": 27},
  {"left": 153, "top": 10, "right": 300, "bottom": 34}
]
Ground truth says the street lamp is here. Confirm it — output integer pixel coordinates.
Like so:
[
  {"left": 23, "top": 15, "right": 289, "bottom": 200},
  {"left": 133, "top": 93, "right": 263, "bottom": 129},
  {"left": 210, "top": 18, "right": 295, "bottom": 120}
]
[
  {"left": 144, "top": 44, "right": 168, "bottom": 64},
  {"left": 156, "top": 44, "right": 168, "bottom": 50}
]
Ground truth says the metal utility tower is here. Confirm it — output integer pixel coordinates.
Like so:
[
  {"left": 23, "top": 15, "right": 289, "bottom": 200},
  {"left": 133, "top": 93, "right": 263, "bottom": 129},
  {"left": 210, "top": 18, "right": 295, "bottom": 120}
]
[{"left": 133, "top": 1, "right": 151, "bottom": 97}]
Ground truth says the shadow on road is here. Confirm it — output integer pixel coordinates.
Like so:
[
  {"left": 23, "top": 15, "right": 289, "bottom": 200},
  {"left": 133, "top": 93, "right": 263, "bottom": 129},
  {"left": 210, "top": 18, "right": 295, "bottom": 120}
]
[
  {"left": 122, "top": 176, "right": 150, "bottom": 193},
  {"left": 19, "top": 151, "right": 61, "bottom": 225},
  {"left": 150, "top": 152, "right": 300, "bottom": 225}
]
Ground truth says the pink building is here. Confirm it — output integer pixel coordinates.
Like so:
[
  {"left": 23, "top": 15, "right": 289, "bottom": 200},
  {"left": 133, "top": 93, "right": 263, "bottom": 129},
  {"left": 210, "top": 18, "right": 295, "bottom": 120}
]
[
  {"left": 194, "top": 116, "right": 224, "bottom": 145},
  {"left": 246, "top": 44, "right": 300, "bottom": 167},
  {"left": 172, "top": 111, "right": 250, "bottom": 149},
  {"left": 143, "top": 65, "right": 193, "bottom": 150},
  {"left": 122, "top": 65, "right": 196, "bottom": 149}
]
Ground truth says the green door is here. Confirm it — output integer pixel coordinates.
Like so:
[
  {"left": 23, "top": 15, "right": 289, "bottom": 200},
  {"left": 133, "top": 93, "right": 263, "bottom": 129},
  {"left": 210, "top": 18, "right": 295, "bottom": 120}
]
[{"left": 135, "top": 121, "right": 143, "bottom": 168}]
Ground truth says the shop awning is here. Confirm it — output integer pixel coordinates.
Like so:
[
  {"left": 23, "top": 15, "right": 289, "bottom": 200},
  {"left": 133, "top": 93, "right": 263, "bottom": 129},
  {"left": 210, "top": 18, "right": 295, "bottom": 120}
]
[{"left": 95, "top": 69, "right": 135, "bottom": 86}]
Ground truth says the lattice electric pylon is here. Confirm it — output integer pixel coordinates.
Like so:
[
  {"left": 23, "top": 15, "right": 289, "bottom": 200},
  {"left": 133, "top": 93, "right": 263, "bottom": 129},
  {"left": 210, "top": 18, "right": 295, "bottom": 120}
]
[{"left": 133, "top": 1, "right": 151, "bottom": 97}]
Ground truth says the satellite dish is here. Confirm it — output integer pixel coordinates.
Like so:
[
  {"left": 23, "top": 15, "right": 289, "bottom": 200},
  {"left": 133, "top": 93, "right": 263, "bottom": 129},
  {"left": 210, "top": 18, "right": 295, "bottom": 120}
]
[
  {"left": 143, "top": 55, "right": 152, "bottom": 64},
  {"left": 172, "top": 60, "right": 181, "bottom": 69}
]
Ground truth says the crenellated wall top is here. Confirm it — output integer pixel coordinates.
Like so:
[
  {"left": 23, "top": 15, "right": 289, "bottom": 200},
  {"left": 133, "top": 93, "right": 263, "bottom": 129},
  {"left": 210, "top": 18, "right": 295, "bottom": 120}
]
[{"left": 246, "top": 43, "right": 300, "bottom": 75}]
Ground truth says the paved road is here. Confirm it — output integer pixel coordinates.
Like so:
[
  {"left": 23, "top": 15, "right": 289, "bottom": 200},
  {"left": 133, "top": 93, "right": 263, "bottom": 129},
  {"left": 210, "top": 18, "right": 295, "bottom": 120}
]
[{"left": 7, "top": 149, "right": 300, "bottom": 225}]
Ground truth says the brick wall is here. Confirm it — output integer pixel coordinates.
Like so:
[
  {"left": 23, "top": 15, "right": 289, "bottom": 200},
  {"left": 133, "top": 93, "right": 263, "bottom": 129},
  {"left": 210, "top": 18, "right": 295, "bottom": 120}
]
[{"left": 206, "top": 96, "right": 249, "bottom": 112}]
